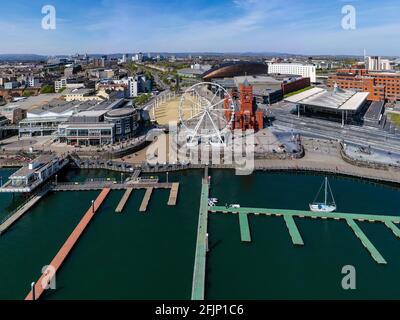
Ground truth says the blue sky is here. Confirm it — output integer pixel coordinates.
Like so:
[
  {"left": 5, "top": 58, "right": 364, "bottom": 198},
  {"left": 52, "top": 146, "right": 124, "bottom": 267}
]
[{"left": 1, "top": 0, "right": 400, "bottom": 56}]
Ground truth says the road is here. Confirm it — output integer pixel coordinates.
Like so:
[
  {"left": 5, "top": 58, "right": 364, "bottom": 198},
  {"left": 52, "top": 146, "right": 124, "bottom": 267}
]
[{"left": 270, "top": 103, "right": 400, "bottom": 153}]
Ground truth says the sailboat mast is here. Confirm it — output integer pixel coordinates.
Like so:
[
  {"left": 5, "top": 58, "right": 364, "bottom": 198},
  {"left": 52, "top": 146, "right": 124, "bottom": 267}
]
[{"left": 324, "top": 177, "right": 328, "bottom": 205}]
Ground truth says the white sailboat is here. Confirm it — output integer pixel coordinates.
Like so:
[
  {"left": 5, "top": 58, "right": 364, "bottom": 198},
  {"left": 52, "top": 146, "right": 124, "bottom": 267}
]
[{"left": 309, "top": 177, "right": 337, "bottom": 213}]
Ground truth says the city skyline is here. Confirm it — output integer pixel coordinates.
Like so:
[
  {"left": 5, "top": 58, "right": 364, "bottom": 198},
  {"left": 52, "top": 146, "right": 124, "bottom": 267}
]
[{"left": 1, "top": 0, "right": 400, "bottom": 56}]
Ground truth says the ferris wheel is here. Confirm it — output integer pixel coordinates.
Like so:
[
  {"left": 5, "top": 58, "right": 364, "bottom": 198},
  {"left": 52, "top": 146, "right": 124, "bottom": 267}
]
[{"left": 178, "top": 82, "right": 235, "bottom": 146}]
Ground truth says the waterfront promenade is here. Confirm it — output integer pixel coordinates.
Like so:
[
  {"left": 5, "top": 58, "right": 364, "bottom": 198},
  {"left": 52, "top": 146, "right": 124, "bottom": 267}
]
[
  {"left": 71, "top": 149, "right": 400, "bottom": 185},
  {"left": 2, "top": 137, "right": 400, "bottom": 186}
]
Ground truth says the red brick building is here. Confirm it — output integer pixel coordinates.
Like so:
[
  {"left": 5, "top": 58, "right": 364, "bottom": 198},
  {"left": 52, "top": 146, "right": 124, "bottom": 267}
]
[
  {"left": 282, "top": 77, "right": 311, "bottom": 95},
  {"left": 327, "top": 69, "right": 400, "bottom": 102},
  {"left": 225, "top": 80, "right": 264, "bottom": 131}
]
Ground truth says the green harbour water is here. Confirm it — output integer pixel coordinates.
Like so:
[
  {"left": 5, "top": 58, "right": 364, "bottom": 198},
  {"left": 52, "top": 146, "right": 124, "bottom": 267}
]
[{"left": 0, "top": 167, "right": 400, "bottom": 300}]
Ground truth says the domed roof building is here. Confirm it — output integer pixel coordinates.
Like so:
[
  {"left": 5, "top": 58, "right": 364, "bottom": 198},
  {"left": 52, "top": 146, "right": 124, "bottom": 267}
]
[{"left": 202, "top": 62, "right": 268, "bottom": 81}]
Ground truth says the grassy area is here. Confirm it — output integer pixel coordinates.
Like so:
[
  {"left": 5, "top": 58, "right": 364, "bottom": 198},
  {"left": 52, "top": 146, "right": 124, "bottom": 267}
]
[
  {"left": 284, "top": 86, "right": 313, "bottom": 98},
  {"left": 134, "top": 93, "right": 152, "bottom": 106},
  {"left": 388, "top": 112, "right": 400, "bottom": 127},
  {"left": 40, "top": 84, "right": 55, "bottom": 94}
]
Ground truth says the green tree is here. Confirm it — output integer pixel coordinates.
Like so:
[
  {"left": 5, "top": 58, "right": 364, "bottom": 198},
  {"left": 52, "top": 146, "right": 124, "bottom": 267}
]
[
  {"left": 134, "top": 93, "right": 151, "bottom": 106},
  {"left": 40, "top": 85, "right": 55, "bottom": 94},
  {"left": 23, "top": 91, "right": 34, "bottom": 97}
]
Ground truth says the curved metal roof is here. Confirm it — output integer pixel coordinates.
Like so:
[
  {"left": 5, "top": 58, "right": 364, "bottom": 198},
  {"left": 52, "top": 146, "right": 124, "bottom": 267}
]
[{"left": 202, "top": 62, "right": 268, "bottom": 80}]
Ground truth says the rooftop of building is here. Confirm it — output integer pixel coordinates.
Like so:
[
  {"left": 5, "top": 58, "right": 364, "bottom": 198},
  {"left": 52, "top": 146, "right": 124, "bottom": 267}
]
[
  {"left": 285, "top": 87, "right": 369, "bottom": 111},
  {"left": 92, "top": 97, "right": 125, "bottom": 111},
  {"left": 234, "top": 75, "right": 282, "bottom": 86},
  {"left": 10, "top": 154, "right": 59, "bottom": 179},
  {"left": 20, "top": 116, "right": 70, "bottom": 124},
  {"left": 3, "top": 94, "right": 63, "bottom": 111},
  {"left": 63, "top": 88, "right": 94, "bottom": 95},
  {"left": 105, "top": 107, "right": 136, "bottom": 118},
  {"left": 202, "top": 61, "right": 268, "bottom": 80},
  {"left": 27, "top": 100, "right": 95, "bottom": 116}
]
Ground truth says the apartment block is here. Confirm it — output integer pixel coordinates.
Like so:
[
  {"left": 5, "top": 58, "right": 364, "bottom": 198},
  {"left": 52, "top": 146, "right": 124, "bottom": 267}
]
[{"left": 327, "top": 69, "right": 400, "bottom": 102}]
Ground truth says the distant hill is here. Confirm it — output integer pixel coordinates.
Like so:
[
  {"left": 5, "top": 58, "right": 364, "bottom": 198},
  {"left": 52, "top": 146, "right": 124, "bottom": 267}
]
[{"left": 0, "top": 54, "right": 47, "bottom": 62}]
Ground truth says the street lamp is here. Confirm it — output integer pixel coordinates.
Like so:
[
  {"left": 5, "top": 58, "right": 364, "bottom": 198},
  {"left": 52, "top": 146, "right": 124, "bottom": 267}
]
[
  {"left": 91, "top": 200, "right": 95, "bottom": 213},
  {"left": 31, "top": 282, "right": 36, "bottom": 301},
  {"left": 121, "top": 173, "right": 124, "bottom": 184},
  {"left": 166, "top": 172, "right": 169, "bottom": 184}
]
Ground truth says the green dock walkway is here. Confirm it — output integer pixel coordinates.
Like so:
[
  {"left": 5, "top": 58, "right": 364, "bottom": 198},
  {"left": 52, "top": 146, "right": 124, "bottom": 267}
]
[
  {"left": 346, "top": 219, "right": 387, "bottom": 265},
  {"left": 283, "top": 215, "right": 304, "bottom": 245},
  {"left": 239, "top": 213, "right": 251, "bottom": 242},
  {"left": 209, "top": 206, "right": 400, "bottom": 224},
  {"left": 384, "top": 221, "right": 400, "bottom": 239},
  {"left": 209, "top": 206, "right": 400, "bottom": 265},
  {"left": 191, "top": 180, "right": 209, "bottom": 300}
]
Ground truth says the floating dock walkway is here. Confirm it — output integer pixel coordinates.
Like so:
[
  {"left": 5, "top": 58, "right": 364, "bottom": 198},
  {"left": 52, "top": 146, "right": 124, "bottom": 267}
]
[
  {"left": 191, "top": 170, "right": 209, "bottom": 301},
  {"left": 283, "top": 215, "right": 304, "bottom": 246},
  {"left": 210, "top": 206, "right": 400, "bottom": 265},
  {"left": 239, "top": 213, "right": 251, "bottom": 242},
  {"left": 346, "top": 218, "right": 386, "bottom": 264},
  {"left": 384, "top": 221, "right": 400, "bottom": 239},
  {"left": 168, "top": 183, "right": 179, "bottom": 206},
  {"left": 25, "top": 188, "right": 110, "bottom": 300},
  {"left": 115, "top": 188, "right": 133, "bottom": 213},
  {"left": 140, "top": 188, "right": 154, "bottom": 212}
]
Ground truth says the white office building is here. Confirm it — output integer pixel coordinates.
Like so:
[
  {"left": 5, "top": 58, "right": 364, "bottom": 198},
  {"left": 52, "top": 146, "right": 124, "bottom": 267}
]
[
  {"left": 119, "top": 54, "right": 127, "bottom": 64},
  {"left": 27, "top": 76, "right": 40, "bottom": 88},
  {"left": 55, "top": 78, "right": 67, "bottom": 92},
  {"left": 127, "top": 77, "right": 138, "bottom": 98},
  {"left": 267, "top": 63, "right": 317, "bottom": 83},
  {"left": 365, "top": 56, "right": 391, "bottom": 71},
  {"left": 132, "top": 53, "right": 143, "bottom": 62}
]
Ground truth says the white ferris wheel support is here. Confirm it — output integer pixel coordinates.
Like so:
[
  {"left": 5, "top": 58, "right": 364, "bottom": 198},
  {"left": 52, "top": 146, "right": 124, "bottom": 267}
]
[{"left": 179, "top": 82, "right": 235, "bottom": 146}]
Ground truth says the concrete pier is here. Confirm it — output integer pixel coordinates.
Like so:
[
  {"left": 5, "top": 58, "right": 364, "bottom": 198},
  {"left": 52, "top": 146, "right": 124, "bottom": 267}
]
[
  {"left": 168, "top": 183, "right": 179, "bottom": 206},
  {"left": 346, "top": 218, "right": 387, "bottom": 265},
  {"left": 283, "top": 215, "right": 304, "bottom": 246},
  {"left": 139, "top": 187, "right": 154, "bottom": 212},
  {"left": 25, "top": 188, "right": 110, "bottom": 300},
  {"left": 115, "top": 188, "right": 133, "bottom": 213},
  {"left": 239, "top": 213, "right": 251, "bottom": 242}
]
